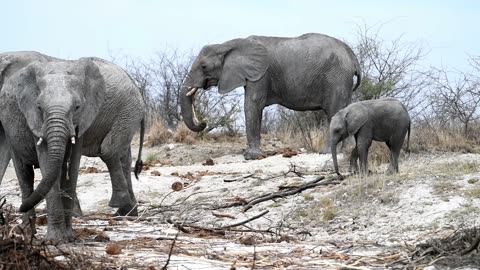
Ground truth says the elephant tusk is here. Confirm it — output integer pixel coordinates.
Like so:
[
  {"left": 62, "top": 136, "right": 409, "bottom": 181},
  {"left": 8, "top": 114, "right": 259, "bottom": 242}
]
[
  {"left": 192, "top": 104, "right": 200, "bottom": 125},
  {"left": 36, "top": 138, "right": 43, "bottom": 146},
  {"left": 186, "top": 87, "right": 198, "bottom": 97},
  {"left": 71, "top": 137, "right": 76, "bottom": 145}
]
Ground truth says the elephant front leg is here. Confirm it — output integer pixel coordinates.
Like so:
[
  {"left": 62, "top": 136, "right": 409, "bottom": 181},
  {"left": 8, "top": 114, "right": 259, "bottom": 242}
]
[
  {"left": 356, "top": 132, "right": 372, "bottom": 178},
  {"left": 348, "top": 146, "right": 359, "bottom": 173},
  {"left": 11, "top": 155, "right": 36, "bottom": 235},
  {"left": 244, "top": 86, "right": 266, "bottom": 160},
  {"left": 61, "top": 137, "right": 83, "bottom": 241}
]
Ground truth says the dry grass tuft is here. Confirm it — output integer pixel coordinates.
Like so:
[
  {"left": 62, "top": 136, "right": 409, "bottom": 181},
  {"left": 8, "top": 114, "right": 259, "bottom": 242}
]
[
  {"left": 275, "top": 126, "right": 327, "bottom": 152},
  {"left": 146, "top": 118, "right": 174, "bottom": 146},
  {"left": 173, "top": 123, "right": 196, "bottom": 144},
  {"left": 410, "top": 126, "right": 479, "bottom": 153}
]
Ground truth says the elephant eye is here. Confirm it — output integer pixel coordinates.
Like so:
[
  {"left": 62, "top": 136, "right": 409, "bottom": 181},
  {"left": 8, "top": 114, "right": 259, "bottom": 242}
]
[
  {"left": 201, "top": 64, "right": 207, "bottom": 71},
  {"left": 75, "top": 105, "right": 80, "bottom": 111}
]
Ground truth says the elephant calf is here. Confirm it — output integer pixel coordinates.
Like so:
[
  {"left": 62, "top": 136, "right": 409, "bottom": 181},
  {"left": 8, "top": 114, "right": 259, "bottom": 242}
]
[{"left": 330, "top": 98, "right": 411, "bottom": 178}]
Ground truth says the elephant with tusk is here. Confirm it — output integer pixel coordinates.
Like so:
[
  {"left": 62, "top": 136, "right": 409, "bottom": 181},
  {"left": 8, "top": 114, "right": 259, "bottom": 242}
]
[
  {"left": 0, "top": 52, "right": 145, "bottom": 241},
  {"left": 180, "top": 33, "right": 362, "bottom": 160}
]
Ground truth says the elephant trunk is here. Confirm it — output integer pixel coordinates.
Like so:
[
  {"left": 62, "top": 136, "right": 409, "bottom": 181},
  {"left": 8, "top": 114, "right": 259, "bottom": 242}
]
[
  {"left": 19, "top": 110, "right": 70, "bottom": 212},
  {"left": 180, "top": 79, "right": 207, "bottom": 132},
  {"left": 331, "top": 138, "right": 343, "bottom": 179}
]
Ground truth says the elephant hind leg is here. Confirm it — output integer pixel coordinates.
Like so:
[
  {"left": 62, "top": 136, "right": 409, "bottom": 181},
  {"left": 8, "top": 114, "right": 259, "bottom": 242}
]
[
  {"left": 101, "top": 155, "right": 132, "bottom": 209},
  {"left": 387, "top": 142, "right": 402, "bottom": 175},
  {"left": 118, "top": 147, "right": 138, "bottom": 216}
]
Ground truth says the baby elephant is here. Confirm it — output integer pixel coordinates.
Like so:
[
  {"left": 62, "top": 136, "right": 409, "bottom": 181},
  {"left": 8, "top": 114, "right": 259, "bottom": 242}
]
[{"left": 330, "top": 98, "right": 411, "bottom": 178}]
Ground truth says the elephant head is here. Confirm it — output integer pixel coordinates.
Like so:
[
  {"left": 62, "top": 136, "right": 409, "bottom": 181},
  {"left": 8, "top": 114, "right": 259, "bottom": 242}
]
[
  {"left": 180, "top": 38, "right": 269, "bottom": 131},
  {"left": 15, "top": 59, "right": 106, "bottom": 212},
  {"left": 329, "top": 104, "right": 368, "bottom": 177}
]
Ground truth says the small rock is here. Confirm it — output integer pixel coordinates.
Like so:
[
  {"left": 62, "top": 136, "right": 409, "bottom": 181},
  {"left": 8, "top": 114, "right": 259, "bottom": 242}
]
[
  {"left": 151, "top": 170, "right": 161, "bottom": 176},
  {"left": 171, "top": 181, "right": 183, "bottom": 191},
  {"left": 105, "top": 242, "right": 123, "bottom": 255},
  {"left": 203, "top": 158, "right": 215, "bottom": 166},
  {"left": 94, "top": 232, "right": 110, "bottom": 242}
]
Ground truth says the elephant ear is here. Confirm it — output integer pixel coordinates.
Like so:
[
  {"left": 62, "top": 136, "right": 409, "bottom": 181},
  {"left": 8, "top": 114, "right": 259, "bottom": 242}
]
[
  {"left": 218, "top": 38, "right": 269, "bottom": 94},
  {"left": 15, "top": 62, "right": 44, "bottom": 138},
  {"left": 0, "top": 55, "right": 13, "bottom": 89},
  {"left": 77, "top": 58, "right": 106, "bottom": 137},
  {"left": 345, "top": 105, "right": 369, "bottom": 136}
]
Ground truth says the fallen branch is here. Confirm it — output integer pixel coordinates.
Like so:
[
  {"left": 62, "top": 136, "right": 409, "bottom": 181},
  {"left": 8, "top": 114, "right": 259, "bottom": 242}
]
[
  {"left": 243, "top": 176, "right": 342, "bottom": 212},
  {"left": 161, "top": 232, "right": 179, "bottom": 270},
  {"left": 215, "top": 175, "right": 342, "bottom": 211},
  {"left": 173, "top": 210, "right": 269, "bottom": 234},
  {"left": 166, "top": 218, "right": 190, "bottom": 233},
  {"left": 460, "top": 234, "right": 480, "bottom": 255},
  {"left": 218, "top": 210, "right": 269, "bottom": 229},
  {"left": 224, "top": 173, "right": 255, "bottom": 183}
]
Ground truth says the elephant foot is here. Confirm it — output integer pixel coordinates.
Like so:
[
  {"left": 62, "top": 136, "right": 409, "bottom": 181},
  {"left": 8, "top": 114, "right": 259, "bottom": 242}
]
[
  {"left": 348, "top": 165, "right": 359, "bottom": 173},
  {"left": 72, "top": 198, "right": 83, "bottom": 217},
  {"left": 45, "top": 228, "right": 74, "bottom": 242},
  {"left": 115, "top": 204, "right": 138, "bottom": 216},
  {"left": 109, "top": 190, "right": 131, "bottom": 208},
  {"left": 386, "top": 168, "right": 398, "bottom": 175},
  {"left": 244, "top": 148, "right": 263, "bottom": 160}
]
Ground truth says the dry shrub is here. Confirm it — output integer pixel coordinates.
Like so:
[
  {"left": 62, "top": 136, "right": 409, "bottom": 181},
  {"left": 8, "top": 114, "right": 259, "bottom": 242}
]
[
  {"left": 146, "top": 118, "right": 173, "bottom": 146},
  {"left": 410, "top": 125, "right": 478, "bottom": 153},
  {"left": 0, "top": 201, "right": 102, "bottom": 269},
  {"left": 173, "top": 123, "right": 196, "bottom": 144},
  {"left": 275, "top": 126, "right": 327, "bottom": 152},
  {"left": 201, "top": 130, "right": 244, "bottom": 144}
]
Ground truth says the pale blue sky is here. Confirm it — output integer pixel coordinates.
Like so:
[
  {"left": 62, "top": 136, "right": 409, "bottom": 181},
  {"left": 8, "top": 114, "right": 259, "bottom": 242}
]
[{"left": 3, "top": 0, "right": 479, "bottom": 71}]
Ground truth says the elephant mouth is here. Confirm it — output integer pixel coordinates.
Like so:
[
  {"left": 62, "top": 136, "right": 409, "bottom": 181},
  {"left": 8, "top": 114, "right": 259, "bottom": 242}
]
[{"left": 203, "top": 78, "right": 218, "bottom": 90}]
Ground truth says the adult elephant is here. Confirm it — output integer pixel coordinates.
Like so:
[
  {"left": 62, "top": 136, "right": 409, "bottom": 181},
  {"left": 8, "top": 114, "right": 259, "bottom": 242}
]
[
  {"left": 0, "top": 54, "right": 145, "bottom": 240},
  {"left": 0, "top": 52, "right": 59, "bottom": 184},
  {"left": 180, "top": 33, "right": 361, "bottom": 159}
]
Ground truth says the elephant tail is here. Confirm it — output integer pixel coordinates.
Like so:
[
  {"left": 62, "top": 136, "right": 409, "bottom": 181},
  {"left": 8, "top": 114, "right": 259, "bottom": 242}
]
[
  {"left": 134, "top": 117, "right": 145, "bottom": 180},
  {"left": 352, "top": 56, "right": 362, "bottom": 92},
  {"left": 406, "top": 122, "right": 411, "bottom": 155}
]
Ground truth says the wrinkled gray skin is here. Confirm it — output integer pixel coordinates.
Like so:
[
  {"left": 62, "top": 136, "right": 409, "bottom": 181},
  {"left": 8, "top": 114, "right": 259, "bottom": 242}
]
[
  {"left": 0, "top": 52, "right": 145, "bottom": 241},
  {"left": 330, "top": 98, "right": 411, "bottom": 178},
  {"left": 180, "top": 33, "right": 361, "bottom": 160}
]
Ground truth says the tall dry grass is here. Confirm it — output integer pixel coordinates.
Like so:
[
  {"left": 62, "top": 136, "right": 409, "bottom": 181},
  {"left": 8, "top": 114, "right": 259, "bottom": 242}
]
[{"left": 273, "top": 121, "right": 480, "bottom": 169}]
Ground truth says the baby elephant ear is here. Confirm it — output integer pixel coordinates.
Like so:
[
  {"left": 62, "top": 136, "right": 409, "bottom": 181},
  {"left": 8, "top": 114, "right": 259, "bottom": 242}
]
[
  {"left": 345, "top": 104, "right": 369, "bottom": 136},
  {"left": 14, "top": 62, "right": 44, "bottom": 138},
  {"left": 77, "top": 58, "right": 106, "bottom": 137}
]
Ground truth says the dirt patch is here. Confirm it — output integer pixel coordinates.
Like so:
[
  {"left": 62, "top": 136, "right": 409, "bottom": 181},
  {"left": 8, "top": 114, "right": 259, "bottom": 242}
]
[{"left": 2, "top": 141, "right": 480, "bottom": 268}]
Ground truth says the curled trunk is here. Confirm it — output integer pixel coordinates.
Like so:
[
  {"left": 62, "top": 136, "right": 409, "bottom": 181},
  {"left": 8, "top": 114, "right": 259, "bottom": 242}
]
[
  {"left": 19, "top": 111, "right": 69, "bottom": 212},
  {"left": 180, "top": 82, "right": 207, "bottom": 132}
]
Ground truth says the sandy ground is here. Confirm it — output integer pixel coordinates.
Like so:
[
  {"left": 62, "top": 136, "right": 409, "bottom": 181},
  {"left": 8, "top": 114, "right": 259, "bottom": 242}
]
[{"left": 1, "top": 140, "right": 480, "bottom": 269}]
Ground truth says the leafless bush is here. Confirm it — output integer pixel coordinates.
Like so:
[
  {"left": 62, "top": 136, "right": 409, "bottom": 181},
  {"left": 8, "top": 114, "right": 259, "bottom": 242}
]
[
  {"left": 428, "top": 66, "right": 480, "bottom": 137},
  {"left": 351, "top": 21, "right": 432, "bottom": 116},
  {"left": 193, "top": 88, "right": 243, "bottom": 134},
  {"left": 272, "top": 107, "right": 328, "bottom": 152}
]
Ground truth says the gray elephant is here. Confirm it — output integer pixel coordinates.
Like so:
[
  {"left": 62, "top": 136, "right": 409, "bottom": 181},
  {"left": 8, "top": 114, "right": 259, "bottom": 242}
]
[
  {"left": 0, "top": 53, "right": 145, "bottom": 240},
  {"left": 0, "top": 52, "right": 59, "bottom": 185},
  {"left": 180, "top": 33, "right": 361, "bottom": 160},
  {"left": 329, "top": 98, "right": 411, "bottom": 178}
]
